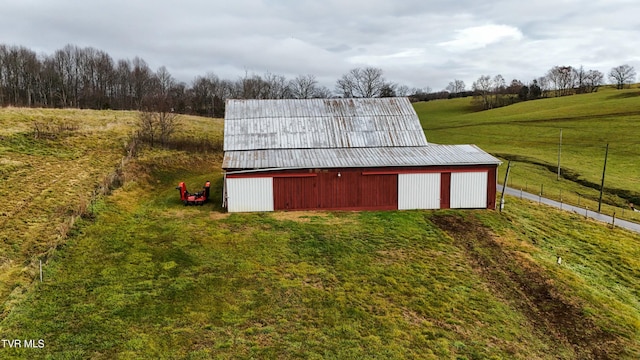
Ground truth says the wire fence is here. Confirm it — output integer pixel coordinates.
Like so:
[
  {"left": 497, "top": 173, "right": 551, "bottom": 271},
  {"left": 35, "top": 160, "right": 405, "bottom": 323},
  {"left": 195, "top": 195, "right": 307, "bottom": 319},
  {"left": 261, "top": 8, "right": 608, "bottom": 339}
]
[{"left": 501, "top": 175, "right": 640, "bottom": 225}]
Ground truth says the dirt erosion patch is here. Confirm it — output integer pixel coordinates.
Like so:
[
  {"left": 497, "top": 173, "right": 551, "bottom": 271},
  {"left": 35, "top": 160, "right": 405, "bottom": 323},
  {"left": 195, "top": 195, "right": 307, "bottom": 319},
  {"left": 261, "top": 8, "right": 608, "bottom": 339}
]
[{"left": 430, "top": 213, "right": 623, "bottom": 360}]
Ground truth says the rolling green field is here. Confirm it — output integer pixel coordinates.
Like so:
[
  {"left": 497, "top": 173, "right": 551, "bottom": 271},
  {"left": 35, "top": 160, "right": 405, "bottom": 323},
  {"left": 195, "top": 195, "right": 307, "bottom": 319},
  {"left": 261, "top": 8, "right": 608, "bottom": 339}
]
[
  {"left": 1, "top": 149, "right": 639, "bottom": 359},
  {"left": 1, "top": 99, "right": 640, "bottom": 359},
  {"left": 415, "top": 86, "right": 640, "bottom": 221}
]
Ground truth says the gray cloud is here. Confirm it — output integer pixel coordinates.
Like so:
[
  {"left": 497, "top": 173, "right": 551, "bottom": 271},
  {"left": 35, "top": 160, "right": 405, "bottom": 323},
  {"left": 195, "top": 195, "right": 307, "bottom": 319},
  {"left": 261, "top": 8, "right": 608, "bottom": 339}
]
[{"left": 1, "top": 0, "right": 639, "bottom": 91}]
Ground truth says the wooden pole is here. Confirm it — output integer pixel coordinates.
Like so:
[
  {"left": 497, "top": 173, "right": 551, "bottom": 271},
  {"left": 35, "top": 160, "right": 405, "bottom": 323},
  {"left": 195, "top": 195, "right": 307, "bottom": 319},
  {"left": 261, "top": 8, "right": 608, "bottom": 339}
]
[
  {"left": 557, "top": 128, "right": 562, "bottom": 180},
  {"left": 612, "top": 212, "right": 616, "bottom": 228},
  {"left": 598, "top": 143, "right": 609, "bottom": 213},
  {"left": 560, "top": 189, "right": 563, "bottom": 210},
  {"left": 500, "top": 161, "right": 511, "bottom": 213},
  {"left": 539, "top": 184, "right": 543, "bottom": 204}
]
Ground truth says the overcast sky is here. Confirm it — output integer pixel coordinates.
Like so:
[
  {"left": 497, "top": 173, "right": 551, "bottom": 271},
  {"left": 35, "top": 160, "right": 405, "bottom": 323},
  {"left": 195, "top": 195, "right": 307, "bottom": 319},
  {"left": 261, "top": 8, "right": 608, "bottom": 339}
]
[{"left": 2, "top": 0, "right": 639, "bottom": 91}]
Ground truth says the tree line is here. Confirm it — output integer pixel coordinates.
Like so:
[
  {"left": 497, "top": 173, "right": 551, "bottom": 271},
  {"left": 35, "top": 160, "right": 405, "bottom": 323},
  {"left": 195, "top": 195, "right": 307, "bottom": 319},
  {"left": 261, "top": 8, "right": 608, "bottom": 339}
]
[
  {"left": 465, "top": 64, "right": 636, "bottom": 110},
  {"left": 0, "top": 43, "right": 636, "bottom": 116},
  {"left": 0, "top": 44, "right": 426, "bottom": 117}
]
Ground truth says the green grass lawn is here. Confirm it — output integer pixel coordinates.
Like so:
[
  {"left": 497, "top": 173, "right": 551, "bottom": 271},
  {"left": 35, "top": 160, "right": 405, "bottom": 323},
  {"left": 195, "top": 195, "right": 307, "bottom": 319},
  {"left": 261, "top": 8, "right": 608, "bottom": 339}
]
[
  {"left": 2, "top": 100, "right": 640, "bottom": 359},
  {"left": 414, "top": 87, "right": 640, "bottom": 219},
  {"left": 1, "top": 148, "right": 639, "bottom": 359}
]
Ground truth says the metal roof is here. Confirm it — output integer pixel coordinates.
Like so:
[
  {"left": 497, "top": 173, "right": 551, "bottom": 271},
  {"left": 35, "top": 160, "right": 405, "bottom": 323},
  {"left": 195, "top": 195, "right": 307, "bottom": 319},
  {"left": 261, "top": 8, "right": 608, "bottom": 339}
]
[
  {"left": 222, "top": 144, "right": 501, "bottom": 170},
  {"left": 223, "top": 97, "right": 428, "bottom": 151}
]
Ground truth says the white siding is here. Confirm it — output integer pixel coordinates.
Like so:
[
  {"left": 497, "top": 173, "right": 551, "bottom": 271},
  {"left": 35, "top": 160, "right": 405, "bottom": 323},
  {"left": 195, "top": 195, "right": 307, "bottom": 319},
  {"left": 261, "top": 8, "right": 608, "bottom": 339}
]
[
  {"left": 450, "top": 172, "right": 487, "bottom": 208},
  {"left": 227, "top": 177, "right": 274, "bottom": 212},
  {"left": 398, "top": 173, "right": 441, "bottom": 210}
]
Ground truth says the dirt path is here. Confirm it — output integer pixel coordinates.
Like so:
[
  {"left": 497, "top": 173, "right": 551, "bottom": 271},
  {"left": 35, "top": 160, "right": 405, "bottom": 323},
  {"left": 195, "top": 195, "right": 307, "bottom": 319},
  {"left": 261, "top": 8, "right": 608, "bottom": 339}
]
[{"left": 431, "top": 213, "right": 623, "bottom": 360}]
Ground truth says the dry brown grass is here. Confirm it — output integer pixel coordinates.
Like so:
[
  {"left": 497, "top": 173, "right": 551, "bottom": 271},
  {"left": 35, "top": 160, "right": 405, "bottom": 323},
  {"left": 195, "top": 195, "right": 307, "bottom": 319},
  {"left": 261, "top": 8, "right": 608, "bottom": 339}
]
[
  {"left": 0, "top": 107, "right": 223, "bottom": 317},
  {"left": 270, "top": 211, "right": 331, "bottom": 222},
  {"left": 0, "top": 108, "right": 137, "bottom": 316}
]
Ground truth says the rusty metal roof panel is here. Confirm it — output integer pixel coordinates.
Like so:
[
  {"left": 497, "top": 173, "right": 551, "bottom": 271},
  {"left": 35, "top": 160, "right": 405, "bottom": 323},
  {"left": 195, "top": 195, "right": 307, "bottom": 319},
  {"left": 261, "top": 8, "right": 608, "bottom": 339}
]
[
  {"left": 222, "top": 144, "right": 501, "bottom": 170},
  {"left": 223, "top": 98, "right": 428, "bottom": 151}
]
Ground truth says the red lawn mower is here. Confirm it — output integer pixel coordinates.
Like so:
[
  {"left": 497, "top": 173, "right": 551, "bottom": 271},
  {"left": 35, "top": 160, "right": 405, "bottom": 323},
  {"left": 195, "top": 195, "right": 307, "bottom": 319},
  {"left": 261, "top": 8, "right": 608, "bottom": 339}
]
[{"left": 176, "top": 181, "right": 211, "bottom": 205}]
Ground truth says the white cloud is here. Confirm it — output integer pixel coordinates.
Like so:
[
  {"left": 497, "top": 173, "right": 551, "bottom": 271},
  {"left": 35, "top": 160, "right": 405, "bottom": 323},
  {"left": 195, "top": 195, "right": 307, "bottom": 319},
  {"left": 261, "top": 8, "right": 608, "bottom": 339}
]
[
  {"left": 438, "top": 24, "right": 524, "bottom": 52},
  {"left": 0, "top": 1, "right": 639, "bottom": 90},
  {"left": 348, "top": 48, "right": 428, "bottom": 66}
]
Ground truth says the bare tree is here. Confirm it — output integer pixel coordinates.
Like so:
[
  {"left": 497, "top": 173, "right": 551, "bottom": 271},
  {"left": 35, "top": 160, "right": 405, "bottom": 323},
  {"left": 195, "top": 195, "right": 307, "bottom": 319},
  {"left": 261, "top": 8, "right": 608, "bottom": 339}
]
[
  {"left": 158, "top": 111, "right": 180, "bottom": 146},
  {"left": 289, "top": 74, "right": 318, "bottom": 99},
  {"left": 234, "top": 71, "right": 269, "bottom": 99},
  {"left": 58, "top": 44, "right": 83, "bottom": 107},
  {"left": 262, "top": 72, "right": 290, "bottom": 99},
  {"left": 535, "top": 76, "right": 550, "bottom": 97},
  {"left": 314, "top": 85, "right": 332, "bottom": 98},
  {"left": 138, "top": 110, "right": 180, "bottom": 147},
  {"left": 169, "top": 81, "right": 188, "bottom": 113},
  {"left": 546, "top": 66, "right": 576, "bottom": 96},
  {"left": 191, "top": 75, "right": 216, "bottom": 117},
  {"left": 0, "top": 45, "right": 40, "bottom": 106},
  {"left": 90, "top": 49, "right": 115, "bottom": 109},
  {"left": 131, "top": 57, "right": 153, "bottom": 109},
  {"left": 574, "top": 66, "right": 587, "bottom": 93},
  {"left": 574, "top": 68, "right": 604, "bottom": 93},
  {"left": 335, "top": 73, "right": 355, "bottom": 98},
  {"left": 155, "top": 66, "right": 174, "bottom": 98},
  {"left": 492, "top": 74, "right": 506, "bottom": 106},
  {"left": 112, "top": 59, "right": 132, "bottom": 109},
  {"left": 411, "top": 86, "right": 432, "bottom": 96},
  {"left": 608, "top": 64, "right": 636, "bottom": 89},
  {"left": 336, "top": 67, "right": 387, "bottom": 98},
  {"left": 380, "top": 83, "right": 397, "bottom": 97},
  {"left": 395, "top": 84, "right": 410, "bottom": 97},
  {"left": 506, "top": 79, "right": 524, "bottom": 95},
  {"left": 139, "top": 111, "right": 158, "bottom": 147},
  {"left": 472, "top": 75, "right": 492, "bottom": 109},
  {"left": 446, "top": 79, "right": 466, "bottom": 94},
  {"left": 445, "top": 82, "right": 455, "bottom": 94},
  {"left": 585, "top": 70, "right": 603, "bottom": 93},
  {"left": 0, "top": 44, "right": 5, "bottom": 105}
]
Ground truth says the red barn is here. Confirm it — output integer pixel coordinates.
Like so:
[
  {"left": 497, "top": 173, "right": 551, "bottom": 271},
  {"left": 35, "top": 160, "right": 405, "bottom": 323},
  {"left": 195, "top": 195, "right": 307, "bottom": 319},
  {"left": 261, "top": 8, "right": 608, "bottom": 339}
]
[{"left": 222, "top": 98, "right": 501, "bottom": 212}]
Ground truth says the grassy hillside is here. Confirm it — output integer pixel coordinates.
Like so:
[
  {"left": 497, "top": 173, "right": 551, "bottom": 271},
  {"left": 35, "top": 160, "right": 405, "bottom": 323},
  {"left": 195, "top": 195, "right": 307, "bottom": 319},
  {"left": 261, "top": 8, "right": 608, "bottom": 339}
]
[
  {"left": 1, "top": 107, "right": 639, "bottom": 358},
  {"left": 0, "top": 108, "right": 222, "bottom": 317},
  {"left": 0, "top": 105, "right": 640, "bottom": 359},
  {"left": 1, "top": 148, "right": 639, "bottom": 359},
  {"left": 0, "top": 108, "right": 138, "bottom": 317},
  {"left": 414, "top": 87, "right": 640, "bottom": 221}
]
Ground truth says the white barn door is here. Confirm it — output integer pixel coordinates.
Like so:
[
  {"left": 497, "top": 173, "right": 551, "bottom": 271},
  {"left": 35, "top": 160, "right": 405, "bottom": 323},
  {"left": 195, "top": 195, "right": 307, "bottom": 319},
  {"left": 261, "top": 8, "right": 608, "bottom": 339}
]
[
  {"left": 398, "top": 173, "right": 441, "bottom": 210},
  {"left": 450, "top": 172, "right": 487, "bottom": 208},
  {"left": 227, "top": 177, "right": 274, "bottom": 212}
]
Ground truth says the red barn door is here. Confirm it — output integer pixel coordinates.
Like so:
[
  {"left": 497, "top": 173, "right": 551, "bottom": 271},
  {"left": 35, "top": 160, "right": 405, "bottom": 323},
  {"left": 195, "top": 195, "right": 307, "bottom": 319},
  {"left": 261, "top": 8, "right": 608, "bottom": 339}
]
[{"left": 273, "top": 176, "right": 318, "bottom": 210}]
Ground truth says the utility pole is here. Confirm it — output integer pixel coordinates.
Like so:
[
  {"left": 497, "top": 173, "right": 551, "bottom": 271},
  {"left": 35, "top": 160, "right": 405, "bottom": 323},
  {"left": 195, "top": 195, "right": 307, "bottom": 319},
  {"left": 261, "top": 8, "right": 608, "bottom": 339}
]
[
  {"left": 598, "top": 143, "right": 609, "bottom": 213},
  {"left": 500, "top": 161, "right": 511, "bottom": 213},
  {"left": 557, "top": 129, "right": 562, "bottom": 180}
]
